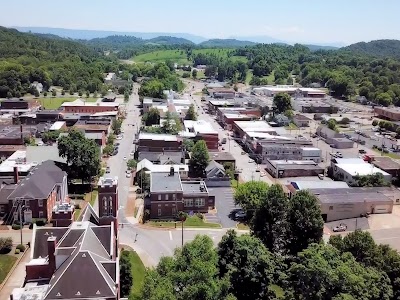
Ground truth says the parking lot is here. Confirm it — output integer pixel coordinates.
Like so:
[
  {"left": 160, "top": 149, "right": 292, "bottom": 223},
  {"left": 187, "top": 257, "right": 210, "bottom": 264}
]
[{"left": 208, "top": 187, "right": 238, "bottom": 228}]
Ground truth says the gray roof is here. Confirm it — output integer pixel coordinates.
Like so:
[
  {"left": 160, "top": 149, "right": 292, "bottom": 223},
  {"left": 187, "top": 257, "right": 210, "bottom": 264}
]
[
  {"left": 0, "top": 184, "right": 17, "bottom": 204},
  {"left": 206, "top": 160, "right": 225, "bottom": 178},
  {"left": 26, "top": 145, "right": 67, "bottom": 164},
  {"left": 209, "top": 151, "right": 235, "bottom": 162},
  {"left": 182, "top": 181, "right": 208, "bottom": 195},
  {"left": 31, "top": 218, "right": 117, "bottom": 300},
  {"left": 8, "top": 160, "right": 66, "bottom": 200},
  {"left": 150, "top": 172, "right": 182, "bottom": 193},
  {"left": 313, "top": 187, "right": 395, "bottom": 204}
]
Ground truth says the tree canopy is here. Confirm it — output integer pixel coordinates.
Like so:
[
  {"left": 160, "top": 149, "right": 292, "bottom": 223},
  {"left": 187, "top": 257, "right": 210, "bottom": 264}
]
[
  {"left": 189, "top": 140, "right": 209, "bottom": 177},
  {"left": 185, "top": 104, "right": 197, "bottom": 121},
  {"left": 273, "top": 93, "right": 292, "bottom": 114},
  {"left": 58, "top": 129, "right": 101, "bottom": 182},
  {"left": 233, "top": 181, "right": 269, "bottom": 214}
]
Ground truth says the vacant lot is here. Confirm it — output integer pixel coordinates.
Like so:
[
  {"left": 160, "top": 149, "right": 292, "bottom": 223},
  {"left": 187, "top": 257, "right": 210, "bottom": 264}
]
[
  {"left": 0, "top": 255, "right": 17, "bottom": 283},
  {"left": 39, "top": 97, "right": 97, "bottom": 109},
  {"left": 133, "top": 48, "right": 248, "bottom": 65}
]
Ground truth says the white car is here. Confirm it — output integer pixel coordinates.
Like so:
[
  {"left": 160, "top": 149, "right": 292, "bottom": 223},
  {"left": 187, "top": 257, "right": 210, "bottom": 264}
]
[
  {"left": 116, "top": 136, "right": 123, "bottom": 140},
  {"left": 126, "top": 173, "right": 131, "bottom": 178},
  {"left": 123, "top": 156, "right": 127, "bottom": 160},
  {"left": 121, "top": 129, "right": 125, "bottom": 133}
]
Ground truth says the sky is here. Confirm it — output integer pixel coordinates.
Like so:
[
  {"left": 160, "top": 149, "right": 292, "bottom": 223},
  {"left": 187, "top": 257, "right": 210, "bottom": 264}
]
[{"left": 1, "top": 0, "right": 400, "bottom": 45}]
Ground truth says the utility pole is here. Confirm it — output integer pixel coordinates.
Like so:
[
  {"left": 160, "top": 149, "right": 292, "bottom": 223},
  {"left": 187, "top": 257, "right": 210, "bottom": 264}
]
[{"left": 19, "top": 203, "right": 23, "bottom": 245}]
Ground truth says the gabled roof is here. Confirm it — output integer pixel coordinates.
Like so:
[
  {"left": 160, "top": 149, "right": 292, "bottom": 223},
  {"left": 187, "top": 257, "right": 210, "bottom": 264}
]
[{"left": 8, "top": 160, "right": 66, "bottom": 201}]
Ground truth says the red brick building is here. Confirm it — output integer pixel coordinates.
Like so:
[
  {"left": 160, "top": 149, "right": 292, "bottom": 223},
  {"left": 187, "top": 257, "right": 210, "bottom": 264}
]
[
  {"left": 374, "top": 107, "right": 400, "bottom": 121},
  {"left": 138, "top": 133, "right": 182, "bottom": 152},
  {"left": 149, "top": 169, "right": 215, "bottom": 219}
]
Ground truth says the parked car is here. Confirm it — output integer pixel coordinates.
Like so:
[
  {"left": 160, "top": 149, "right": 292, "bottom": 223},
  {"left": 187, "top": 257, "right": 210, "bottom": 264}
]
[
  {"left": 221, "top": 138, "right": 227, "bottom": 144},
  {"left": 333, "top": 223, "right": 347, "bottom": 232},
  {"left": 358, "top": 149, "right": 366, "bottom": 154},
  {"left": 234, "top": 210, "right": 247, "bottom": 220},
  {"left": 126, "top": 173, "right": 131, "bottom": 178},
  {"left": 318, "top": 174, "right": 324, "bottom": 180},
  {"left": 106, "top": 167, "right": 110, "bottom": 173}
]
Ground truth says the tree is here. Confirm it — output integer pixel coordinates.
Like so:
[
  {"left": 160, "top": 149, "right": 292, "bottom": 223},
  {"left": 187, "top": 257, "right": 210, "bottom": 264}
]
[
  {"left": 372, "top": 119, "right": 378, "bottom": 127},
  {"left": 78, "top": 90, "right": 83, "bottom": 97},
  {"left": 339, "top": 117, "right": 350, "bottom": 125},
  {"left": 161, "top": 111, "right": 182, "bottom": 135},
  {"left": 183, "top": 139, "right": 194, "bottom": 152},
  {"left": 51, "top": 89, "right": 57, "bottom": 97},
  {"left": 189, "top": 140, "right": 209, "bottom": 177},
  {"left": 43, "top": 91, "right": 48, "bottom": 97},
  {"left": 112, "top": 119, "right": 123, "bottom": 135},
  {"left": 287, "top": 190, "right": 323, "bottom": 255},
  {"left": 140, "top": 235, "right": 230, "bottom": 300},
  {"left": 287, "top": 243, "right": 393, "bottom": 300},
  {"left": 217, "top": 230, "right": 278, "bottom": 300},
  {"left": 185, "top": 104, "right": 197, "bottom": 121},
  {"left": 251, "top": 184, "right": 289, "bottom": 253},
  {"left": 273, "top": 93, "right": 292, "bottom": 113},
  {"left": 351, "top": 173, "right": 390, "bottom": 187},
  {"left": 85, "top": 90, "right": 90, "bottom": 98},
  {"left": 58, "top": 129, "right": 101, "bottom": 182},
  {"left": 192, "top": 69, "right": 198, "bottom": 79},
  {"left": 61, "top": 90, "right": 65, "bottom": 96},
  {"left": 34, "top": 89, "right": 40, "bottom": 97},
  {"left": 119, "top": 250, "right": 133, "bottom": 298},
  {"left": 136, "top": 169, "right": 150, "bottom": 192},
  {"left": 124, "top": 90, "right": 129, "bottom": 102},
  {"left": 107, "top": 134, "right": 115, "bottom": 145},
  {"left": 327, "top": 118, "right": 337, "bottom": 131},
  {"left": 127, "top": 159, "right": 137, "bottom": 170},
  {"left": 102, "top": 144, "right": 114, "bottom": 156},
  {"left": 143, "top": 108, "right": 160, "bottom": 126},
  {"left": 376, "top": 92, "right": 392, "bottom": 107},
  {"left": 233, "top": 181, "right": 269, "bottom": 214},
  {"left": 42, "top": 130, "right": 61, "bottom": 144}
]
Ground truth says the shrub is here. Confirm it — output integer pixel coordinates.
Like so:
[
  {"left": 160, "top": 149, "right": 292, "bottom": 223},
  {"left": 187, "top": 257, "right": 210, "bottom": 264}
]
[
  {"left": 16, "top": 244, "right": 25, "bottom": 252},
  {"left": 196, "top": 213, "right": 204, "bottom": 220},
  {"left": 29, "top": 223, "right": 33, "bottom": 229},
  {"left": 12, "top": 224, "right": 21, "bottom": 230},
  {"left": 35, "top": 219, "right": 46, "bottom": 226},
  {"left": 15, "top": 249, "right": 20, "bottom": 254},
  {"left": 0, "top": 237, "right": 13, "bottom": 254},
  {"left": 74, "top": 203, "right": 80, "bottom": 209}
]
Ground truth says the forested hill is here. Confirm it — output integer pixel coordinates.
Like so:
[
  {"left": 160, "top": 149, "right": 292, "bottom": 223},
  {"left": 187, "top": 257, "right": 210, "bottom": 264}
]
[
  {"left": 343, "top": 39, "right": 400, "bottom": 58},
  {"left": 199, "top": 39, "right": 256, "bottom": 48},
  {"left": 0, "top": 26, "right": 117, "bottom": 98},
  {"left": 147, "top": 36, "right": 194, "bottom": 45}
]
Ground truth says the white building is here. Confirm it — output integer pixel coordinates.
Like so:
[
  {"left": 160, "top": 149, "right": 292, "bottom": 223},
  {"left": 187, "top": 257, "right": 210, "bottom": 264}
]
[
  {"left": 331, "top": 158, "right": 392, "bottom": 185},
  {"left": 253, "top": 85, "right": 326, "bottom": 98}
]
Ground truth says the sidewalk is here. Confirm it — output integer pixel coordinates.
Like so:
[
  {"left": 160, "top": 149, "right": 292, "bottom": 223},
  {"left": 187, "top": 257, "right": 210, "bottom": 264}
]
[{"left": 0, "top": 249, "right": 31, "bottom": 300}]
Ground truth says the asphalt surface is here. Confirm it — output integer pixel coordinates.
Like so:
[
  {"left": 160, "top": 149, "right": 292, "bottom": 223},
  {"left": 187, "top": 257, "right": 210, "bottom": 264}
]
[{"left": 208, "top": 187, "right": 237, "bottom": 228}]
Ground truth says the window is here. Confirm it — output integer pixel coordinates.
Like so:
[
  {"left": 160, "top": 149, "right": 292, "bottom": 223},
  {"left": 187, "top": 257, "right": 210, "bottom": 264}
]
[
  {"left": 158, "top": 194, "right": 161, "bottom": 201},
  {"left": 108, "top": 196, "right": 113, "bottom": 216},
  {"left": 184, "top": 199, "right": 193, "bottom": 207},
  {"left": 157, "top": 209, "right": 162, "bottom": 217},
  {"left": 103, "top": 197, "right": 108, "bottom": 216},
  {"left": 38, "top": 199, "right": 43, "bottom": 207},
  {"left": 172, "top": 194, "right": 176, "bottom": 201},
  {"left": 165, "top": 194, "right": 169, "bottom": 201},
  {"left": 39, "top": 211, "right": 44, "bottom": 218},
  {"left": 195, "top": 198, "right": 205, "bottom": 207},
  {"left": 25, "top": 200, "right": 30, "bottom": 207},
  {"left": 329, "top": 206, "right": 334, "bottom": 211},
  {"left": 172, "top": 207, "right": 176, "bottom": 215}
]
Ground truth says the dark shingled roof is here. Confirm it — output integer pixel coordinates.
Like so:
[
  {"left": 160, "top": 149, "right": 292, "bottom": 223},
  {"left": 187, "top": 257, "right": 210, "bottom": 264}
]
[
  {"left": 8, "top": 160, "right": 66, "bottom": 200},
  {"left": 33, "top": 228, "right": 69, "bottom": 259}
]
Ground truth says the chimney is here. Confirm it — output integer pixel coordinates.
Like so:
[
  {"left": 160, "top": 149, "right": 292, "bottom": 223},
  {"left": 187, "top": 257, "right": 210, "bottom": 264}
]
[
  {"left": 13, "top": 166, "right": 19, "bottom": 184},
  {"left": 47, "top": 236, "right": 57, "bottom": 274},
  {"left": 170, "top": 167, "right": 174, "bottom": 176}
]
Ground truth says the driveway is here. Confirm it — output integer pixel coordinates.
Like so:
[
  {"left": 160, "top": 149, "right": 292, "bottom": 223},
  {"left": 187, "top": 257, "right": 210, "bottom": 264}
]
[{"left": 208, "top": 187, "right": 237, "bottom": 228}]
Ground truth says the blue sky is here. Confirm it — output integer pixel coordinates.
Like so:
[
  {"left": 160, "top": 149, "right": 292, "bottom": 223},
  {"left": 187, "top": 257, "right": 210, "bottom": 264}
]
[{"left": 1, "top": 0, "right": 399, "bottom": 44}]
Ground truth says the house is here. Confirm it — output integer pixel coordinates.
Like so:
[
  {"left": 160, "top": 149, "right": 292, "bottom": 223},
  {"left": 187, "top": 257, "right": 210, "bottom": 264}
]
[
  {"left": 206, "top": 161, "right": 226, "bottom": 178},
  {"left": 4, "top": 160, "right": 69, "bottom": 224},
  {"left": 265, "top": 159, "right": 324, "bottom": 178},
  {"left": 292, "top": 114, "right": 311, "bottom": 127},
  {"left": 135, "top": 159, "right": 189, "bottom": 179},
  {"left": 137, "top": 151, "right": 184, "bottom": 165},
  {"left": 273, "top": 114, "right": 290, "bottom": 126},
  {"left": 31, "top": 81, "right": 44, "bottom": 93},
  {"left": 331, "top": 158, "right": 392, "bottom": 185},
  {"left": 209, "top": 151, "right": 236, "bottom": 169},
  {"left": 13, "top": 196, "right": 119, "bottom": 300},
  {"left": 148, "top": 169, "right": 215, "bottom": 218}
]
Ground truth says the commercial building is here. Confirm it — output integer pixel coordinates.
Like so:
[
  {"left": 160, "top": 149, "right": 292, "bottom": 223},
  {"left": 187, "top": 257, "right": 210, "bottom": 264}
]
[
  {"left": 253, "top": 86, "right": 326, "bottom": 98},
  {"left": 183, "top": 120, "right": 219, "bottom": 150},
  {"left": 265, "top": 159, "right": 324, "bottom": 178},
  {"left": 148, "top": 169, "right": 215, "bottom": 218},
  {"left": 49, "top": 121, "right": 66, "bottom": 131},
  {"left": 260, "top": 144, "right": 321, "bottom": 163},
  {"left": 374, "top": 107, "right": 400, "bottom": 121},
  {"left": 136, "top": 159, "right": 189, "bottom": 178},
  {"left": 292, "top": 114, "right": 311, "bottom": 127},
  {"left": 371, "top": 156, "right": 400, "bottom": 177},
  {"left": 61, "top": 99, "right": 120, "bottom": 114},
  {"left": 137, "top": 133, "right": 181, "bottom": 152},
  {"left": 316, "top": 126, "right": 354, "bottom": 149},
  {"left": 208, "top": 88, "right": 236, "bottom": 99},
  {"left": 291, "top": 99, "right": 338, "bottom": 113},
  {"left": 232, "top": 120, "right": 277, "bottom": 139},
  {"left": 331, "top": 158, "right": 392, "bottom": 185}
]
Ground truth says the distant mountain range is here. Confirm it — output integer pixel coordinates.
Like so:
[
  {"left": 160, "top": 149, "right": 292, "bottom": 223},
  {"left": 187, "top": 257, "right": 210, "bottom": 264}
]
[{"left": 13, "top": 26, "right": 344, "bottom": 49}]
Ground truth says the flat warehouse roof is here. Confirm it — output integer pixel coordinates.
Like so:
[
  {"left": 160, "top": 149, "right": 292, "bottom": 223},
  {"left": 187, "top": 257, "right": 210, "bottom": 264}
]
[{"left": 314, "top": 188, "right": 393, "bottom": 204}]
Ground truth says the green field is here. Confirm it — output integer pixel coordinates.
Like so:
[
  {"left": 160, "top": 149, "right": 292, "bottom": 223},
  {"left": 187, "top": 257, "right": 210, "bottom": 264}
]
[
  {"left": 133, "top": 48, "right": 248, "bottom": 65},
  {"left": 148, "top": 215, "right": 221, "bottom": 228},
  {"left": 39, "top": 97, "right": 97, "bottom": 109},
  {"left": 0, "top": 255, "right": 17, "bottom": 284}
]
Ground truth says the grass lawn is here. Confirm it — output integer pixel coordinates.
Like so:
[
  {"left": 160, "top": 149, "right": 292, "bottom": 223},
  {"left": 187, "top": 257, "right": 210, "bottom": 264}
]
[
  {"left": 74, "top": 208, "right": 81, "bottom": 221},
  {"left": 285, "top": 123, "right": 298, "bottom": 130},
  {"left": 236, "top": 223, "right": 249, "bottom": 230},
  {"left": 39, "top": 97, "right": 97, "bottom": 109},
  {"left": 85, "top": 190, "right": 98, "bottom": 206},
  {"left": 264, "top": 70, "right": 275, "bottom": 84},
  {"left": 148, "top": 215, "right": 221, "bottom": 229},
  {"left": 126, "top": 250, "right": 146, "bottom": 300},
  {"left": 372, "top": 149, "right": 400, "bottom": 159},
  {"left": 0, "top": 255, "right": 18, "bottom": 284}
]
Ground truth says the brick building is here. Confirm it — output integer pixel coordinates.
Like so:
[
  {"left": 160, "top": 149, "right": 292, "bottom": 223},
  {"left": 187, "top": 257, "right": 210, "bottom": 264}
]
[
  {"left": 61, "top": 99, "right": 119, "bottom": 114},
  {"left": 149, "top": 169, "right": 215, "bottom": 219},
  {"left": 374, "top": 107, "right": 400, "bottom": 121},
  {"left": 138, "top": 133, "right": 182, "bottom": 152},
  {"left": 183, "top": 120, "right": 219, "bottom": 150},
  {"left": 265, "top": 159, "right": 324, "bottom": 178}
]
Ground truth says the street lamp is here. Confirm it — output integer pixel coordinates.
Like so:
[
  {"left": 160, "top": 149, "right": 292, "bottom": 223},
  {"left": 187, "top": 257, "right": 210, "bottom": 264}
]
[{"left": 177, "top": 211, "right": 187, "bottom": 247}]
